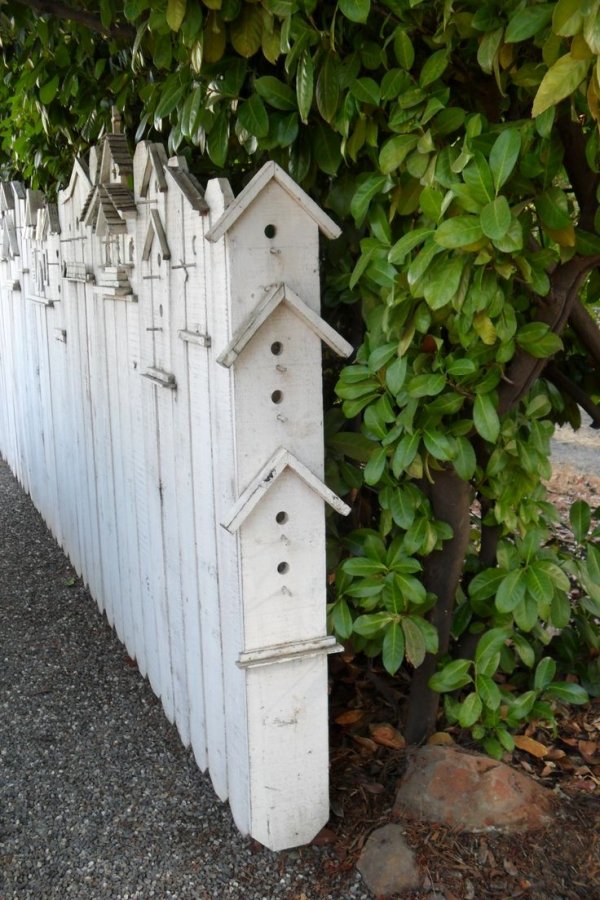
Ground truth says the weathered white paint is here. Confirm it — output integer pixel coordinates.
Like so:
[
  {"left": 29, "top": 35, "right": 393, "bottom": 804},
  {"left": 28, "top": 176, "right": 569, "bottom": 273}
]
[{"left": 0, "top": 139, "right": 352, "bottom": 851}]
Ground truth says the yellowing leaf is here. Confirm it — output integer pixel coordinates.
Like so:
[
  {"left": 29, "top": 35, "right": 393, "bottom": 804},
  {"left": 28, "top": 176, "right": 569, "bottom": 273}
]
[
  {"left": 474, "top": 312, "right": 497, "bottom": 345},
  {"left": 544, "top": 224, "right": 576, "bottom": 246},
  {"left": 230, "top": 4, "right": 262, "bottom": 58},
  {"left": 369, "top": 723, "right": 406, "bottom": 749},
  {"left": 166, "top": 0, "right": 187, "bottom": 31},
  {"left": 513, "top": 735, "right": 549, "bottom": 758},
  {"left": 427, "top": 731, "right": 455, "bottom": 746},
  {"left": 532, "top": 54, "right": 590, "bottom": 117}
]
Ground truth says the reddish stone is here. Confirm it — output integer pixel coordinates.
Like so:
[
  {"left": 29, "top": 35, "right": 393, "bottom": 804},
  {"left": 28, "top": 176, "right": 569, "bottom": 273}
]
[{"left": 393, "top": 745, "right": 554, "bottom": 833}]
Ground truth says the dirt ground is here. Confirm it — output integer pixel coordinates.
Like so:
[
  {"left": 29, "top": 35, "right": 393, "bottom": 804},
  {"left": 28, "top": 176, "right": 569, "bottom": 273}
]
[{"left": 324, "top": 453, "right": 600, "bottom": 900}]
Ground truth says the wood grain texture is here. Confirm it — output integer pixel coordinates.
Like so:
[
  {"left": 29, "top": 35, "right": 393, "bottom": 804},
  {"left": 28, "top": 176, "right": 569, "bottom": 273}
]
[{"left": 0, "top": 144, "right": 351, "bottom": 851}]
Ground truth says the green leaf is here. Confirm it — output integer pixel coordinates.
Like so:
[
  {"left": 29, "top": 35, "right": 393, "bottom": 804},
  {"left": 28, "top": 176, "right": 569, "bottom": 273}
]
[
  {"left": 480, "top": 196, "right": 511, "bottom": 241},
  {"left": 401, "top": 616, "right": 427, "bottom": 667},
  {"left": 238, "top": 94, "right": 269, "bottom": 138},
  {"left": 453, "top": 437, "right": 476, "bottom": 481},
  {"left": 296, "top": 50, "right": 314, "bottom": 123},
  {"left": 475, "top": 627, "right": 510, "bottom": 676},
  {"left": 532, "top": 54, "right": 590, "bottom": 117},
  {"left": 553, "top": 0, "right": 583, "bottom": 37},
  {"left": 435, "top": 216, "right": 484, "bottom": 249},
  {"left": 513, "top": 633, "right": 535, "bottom": 668},
  {"left": 534, "top": 657, "right": 556, "bottom": 691},
  {"left": 544, "top": 682, "right": 589, "bottom": 705},
  {"left": 489, "top": 130, "right": 521, "bottom": 193},
  {"left": 155, "top": 80, "right": 187, "bottom": 119},
  {"left": 39, "top": 75, "right": 59, "bottom": 105},
  {"left": 550, "top": 592, "right": 571, "bottom": 629},
  {"left": 514, "top": 595, "right": 539, "bottom": 632},
  {"left": 393, "top": 28, "right": 415, "bottom": 69},
  {"left": 463, "top": 152, "right": 495, "bottom": 204},
  {"left": 476, "top": 674, "right": 502, "bottom": 710},
  {"left": 378, "top": 135, "right": 419, "bottom": 175},
  {"left": 423, "top": 429, "right": 455, "bottom": 461},
  {"left": 386, "top": 357, "right": 408, "bottom": 395},
  {"left": 505, "top": 4, "right": 553, "bottom": 43},
  {"left": 207, "top": 109, "right": 230, "bottom": 167},
  {"left": 328, "top": 432, "right": 377, "bottom": 463},
  {"left": 312, "top": 121, "right": 341, "bottom": 175},
  {"left": 350, "top": 174, "right": 388, "bottom": 224},
  {"left": 429, "top": 658, "right": 473, "bottom": 693},
  {"left": 420, "top": 49, "right": 448, "bottom": 87},
  {"left": 331, "top": 598, "right": 353, "bottom": 640},
  {"left": 508, "top": 690, "right": 537, "bottom": 720},
  {"left": 353, "top": 611, "right": 393, "bottom": 637},
  {"left": 473, "top": 393, "right": 500, "bottom": 443},
  {"left": 363, "top": 446, "right": 387, "bottom": 485},
  {"left": 423, "top": 255, "right": 465, "bottom": 310},
  {"left": 389, "top": 228, "right": 433, "bottom": 264},
  {"left": 351, "top": 77, "right": 380, "bottom": 106},
  {"left": 535, "top": 187, "right": 571, "bottom": 230},
  {"left": 496, "top": 568, "right": 527, "bottom": 613},
  {"left": 316, "top": 54, "right": 340, "bottom": 122},
  {"left": 516, "top": 323, "right": 563, "bottom": 358},
  {"left": 570, "top": 499, "right": 591, "bottom": 542},
  {"left": 343, "top": 557, "right": 387, "bottom": 577},
  {"left": 382, "top": 621, "right": 405, "bottom": 675},
  {"left": 255, "top": 76, "right": 296, "bottom": 111},
  {"left": 230, "top": 3, "right": 263, "bottom": 57},
  {"left": 458, "top": 692, "right": 483, "bottom": 728},
  {"left": 339, "top": 0, "right": 371, "bottom": 23},
  {"left": 406, "top": 373, "right": 446, "bottom": 398},
  {"left": 525, "top": 565, "right": 554, "bottom": 607},
  {"left": 166, "top": 0, "right": 186, "bottom": 31}
]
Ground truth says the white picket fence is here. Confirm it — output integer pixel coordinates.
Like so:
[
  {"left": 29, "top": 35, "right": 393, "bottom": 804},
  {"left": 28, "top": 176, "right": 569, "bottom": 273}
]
[{"left": 0, "top": 126, "right": 352, "bottom": 850}]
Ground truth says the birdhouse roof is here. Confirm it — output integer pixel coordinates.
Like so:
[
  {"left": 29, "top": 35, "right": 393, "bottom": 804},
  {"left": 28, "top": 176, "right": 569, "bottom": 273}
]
[
  {"left": 205, "top": 161, "right": 341, "bottom": 242},
  {"left": 222, "top": 447, "right": 350, "bottom": 534},
  {"left": 217, "top": 283, "right": 353, "bottom": 368}
]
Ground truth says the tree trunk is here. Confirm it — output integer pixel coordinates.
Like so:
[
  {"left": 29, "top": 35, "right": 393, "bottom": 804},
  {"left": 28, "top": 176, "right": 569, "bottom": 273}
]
[{"left": 404, "top": 468, "right": 472, "bottom": 744}]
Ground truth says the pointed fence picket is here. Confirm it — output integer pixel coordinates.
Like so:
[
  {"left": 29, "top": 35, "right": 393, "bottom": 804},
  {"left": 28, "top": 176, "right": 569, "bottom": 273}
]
[{"left": 0, "top": 136, "right": 353, "bottom": 851}]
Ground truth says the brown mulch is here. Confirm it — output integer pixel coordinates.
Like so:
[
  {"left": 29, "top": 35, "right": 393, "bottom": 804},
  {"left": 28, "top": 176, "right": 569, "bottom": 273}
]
[{"left": 321, "top": 467, "right": 600, "bottom": 899}]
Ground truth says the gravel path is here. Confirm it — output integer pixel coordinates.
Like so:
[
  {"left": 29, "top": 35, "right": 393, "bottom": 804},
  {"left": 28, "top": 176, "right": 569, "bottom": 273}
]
[
  {"left": 0, "top": 458, "right": 367, "bottom": 900},
  {"left": 551, "top": 413, "right": 600, "bottom": 476}
]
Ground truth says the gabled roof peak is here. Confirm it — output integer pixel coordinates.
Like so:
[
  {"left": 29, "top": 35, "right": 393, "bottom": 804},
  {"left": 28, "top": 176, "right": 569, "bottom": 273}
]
[{"left": 205, "top": 161, "right": 341, "bottom": 242}]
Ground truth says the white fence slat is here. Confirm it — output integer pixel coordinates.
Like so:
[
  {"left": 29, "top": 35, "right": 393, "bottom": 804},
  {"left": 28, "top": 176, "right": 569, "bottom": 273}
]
[{"left": 0, "top": 146, "right": 350, "bottom": 852}]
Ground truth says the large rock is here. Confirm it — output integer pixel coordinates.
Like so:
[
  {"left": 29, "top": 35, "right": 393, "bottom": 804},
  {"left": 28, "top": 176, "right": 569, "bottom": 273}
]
[
  {"left": 393, "top": 745, "right": 554, "bottom": 833},
  {"left": 357, "top": 824, "right": 421, "bottom": 897}
]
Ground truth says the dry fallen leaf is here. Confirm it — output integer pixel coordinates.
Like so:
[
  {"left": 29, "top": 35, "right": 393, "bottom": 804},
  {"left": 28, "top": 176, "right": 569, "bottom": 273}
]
[
  {"left": 352, "top": 735, "right": 378, "bottom": 753},
  {"left": 513, "top": 735, "right": 549, "bottom": 758},
  {"left": 546, "top": 747, "right": 566, "bottom": 760},
  {"left": 578, "top": 740, "right": 599, "bottom": 763},
  {"left": 427, "top": 731, "right": 455, "bottom": 746},
  {"left": 335, "top": 709, "right": 365, "bottom": 726},
  {"left": 503, "top": 858, "right": 519, "bottom": 877},
  {"left": 369, "top": 722, "right": 406, "bottom": 750}
]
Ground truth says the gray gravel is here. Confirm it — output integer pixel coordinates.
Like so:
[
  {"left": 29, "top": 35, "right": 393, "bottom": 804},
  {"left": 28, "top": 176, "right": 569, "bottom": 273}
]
[
  {"left": 551, "top": 413, "right": 600, "bottom": 476},
  {"left": 0, "top": 458, "right": 369, "bottom": 899}
]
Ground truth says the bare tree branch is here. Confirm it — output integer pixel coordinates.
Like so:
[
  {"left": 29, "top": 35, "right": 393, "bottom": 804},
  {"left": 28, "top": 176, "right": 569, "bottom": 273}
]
[
  {"left": 558, "top": 116, "right": 599, "bottom": 232},
  {"left": 498, "top": 255, "right": 600, "bottom": 416},
  {"left": 569, "top": 297, "right": 600, "bottom": 369},
  {"left": 545, "top": 363, "right": 600, "bottom": 428},
  {"left": 14, "top": 0, "right": 137, "bottom": 40}
]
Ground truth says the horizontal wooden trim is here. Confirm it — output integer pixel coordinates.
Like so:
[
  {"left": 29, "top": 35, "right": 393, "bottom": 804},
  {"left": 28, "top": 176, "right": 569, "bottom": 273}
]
[
  {"left": 237, "top": 636, "right": 342, "bottom": 669},
  {"left": 27, "top": 294, "right": 54, "bottom": 307},
  {"left": 178, "top": 329, "right": 211, "bottom": 347},
  {"left": 141, "top": 366, "right": 176, "bottom": 389}
]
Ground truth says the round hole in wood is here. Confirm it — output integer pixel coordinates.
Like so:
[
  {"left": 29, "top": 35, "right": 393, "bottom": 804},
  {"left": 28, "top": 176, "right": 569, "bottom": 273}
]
[
  {"left": 264, "top": 224, "right": 277, "bottom": 239},
  {"left": 271, "top": 390, "right": 283, "bottom": 404},
  {"left": 275, "top": 511, "right": 288, "bottom": 525},
  {"left": 277, "top": 561, "right": 289, "bottom": 574},
  {"left": 270, "top": 341, "right": 283, "bottom": 356}
]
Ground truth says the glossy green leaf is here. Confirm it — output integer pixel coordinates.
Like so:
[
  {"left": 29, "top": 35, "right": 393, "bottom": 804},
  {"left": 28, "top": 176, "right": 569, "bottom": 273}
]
[
  {"left": 401, "top": 616, "right": 426, "bottom": 667},
  {"left": 458, "top": 691, "right": 483, "bottom": 728},
  {"left": 570, "top": 499, "right": 591, "bottom": 542},
  {"left": 389, "top": 228, "right": 433, "bottom": 264},
  {"left": 296, "top": 50, "right": 314, "bottom": 123},
  {"left": 544, "top": 682, "right": 589, "bottom": 705},
  {"left": 429, "top": 658, "right": 473, "bottom": 693},
  {"left": 476, "top": 674, "right": 502, "bottom": 710},
  {"left": 39, "top": 75, "right": 60, "bottom": 105},
  {"left": 363, "top": 446, "right": 387, "bottom": 485},
  {"left": 473, "top": 392, "right": 500, "bottom": 443},
  {"left": 166, "top": 0, "right": 186, "bottom": 31},
  {"left": 496, "top": 568, "right": 527, "bottom": 613},
  {"left": 480, "top": 196, "right": 511, "bottom": 240},
  {"left": 382, "top": 621, "right": 405, "bottom": 675},
  {"left": 331, "top": 598, "right": 354, "bottom": 639},
  {"left": 532, "top": 54, "right": 590, "bottom": 117},
  {"left": 475, "top": 627, "right": 510, "bottom": 676},
  {"left": 255, "top": 76, "right": 296, "bottom": 110},
  {"left": 435, "top": 216, "right": 484, "bottom": 248},
  {"left": 238, "top": 94, "right": 269, "bottom": 138},
  {"left": 489, "top": 130, "right": 521, "bottom": 192},
  {"left": 534, "top": 657, "right": 556, "bottom": 691},
  {"left": 316, "top": 55, "right": 340, "bottom": 122},
  {"left": 339, "top": 0, "right": 371, "bottom": 23},
  {"left": 505, "top": 4, "right": 553, "bottom": 42},
  {"left": 378, "top": 135, "right": 419, "bottom": 175},
  {"left": 350, "top": 174, "right": 388, "bottom": 224},
  {"left": 353, "top": 611, "right": 393, "bottom": 637}
]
